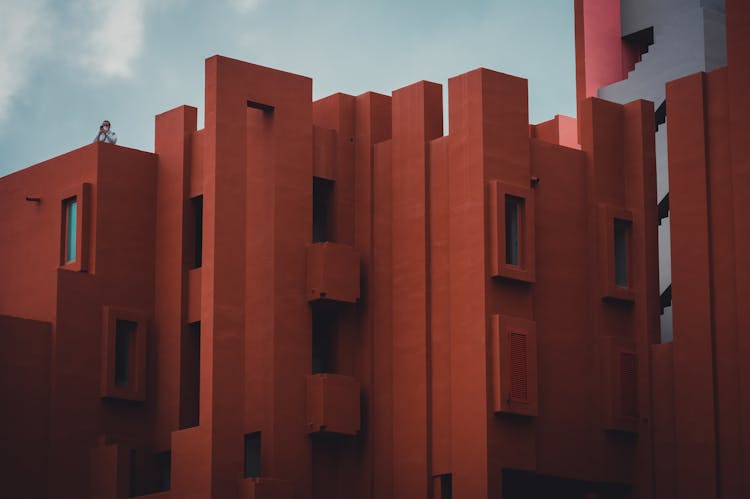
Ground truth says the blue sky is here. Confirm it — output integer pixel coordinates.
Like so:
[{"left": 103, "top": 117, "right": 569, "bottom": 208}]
[{"left": 0, "top": 0, "right": 576, "bottom": 177}]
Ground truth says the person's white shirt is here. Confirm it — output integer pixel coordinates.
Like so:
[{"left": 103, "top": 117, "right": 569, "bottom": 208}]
[{"left": 93, "top": 122, "right": 117, "bottom": 144}]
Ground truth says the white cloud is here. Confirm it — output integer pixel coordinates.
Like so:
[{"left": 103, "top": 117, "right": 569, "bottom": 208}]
[
  {"left": 229, "top": 0, "right": 261, "bottom": 14},
  {"left": 0, "top": 0, "right": 49, "bottom": 122},
  {"left": 79, "top": 0, "right": 145, "bottom": 78}
]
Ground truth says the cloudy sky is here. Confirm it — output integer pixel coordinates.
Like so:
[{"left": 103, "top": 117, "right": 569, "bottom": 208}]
[{"left": 0, "top": 0, "right": 576, "bottom": 177}]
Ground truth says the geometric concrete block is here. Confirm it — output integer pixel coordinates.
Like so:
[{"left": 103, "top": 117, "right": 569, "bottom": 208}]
[{"left": 306, "top": 243, "right": 360, "bottom": 303}]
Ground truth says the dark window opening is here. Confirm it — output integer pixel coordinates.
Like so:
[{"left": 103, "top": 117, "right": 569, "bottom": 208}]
[
  {"left": 505, "top": 196, "right": 523, "bottom": 266},
  {"left": 180, "top": 322, "right": 201, "bottom": 428},
  {"left": 312, "top": 306, "right": 337, "bottom": 374},
  {"left": 153, "top": 452, "right": 171, "bottom": 492},
  {"left": 313, "top": 177, "right": 334, "bottom": 243},
  {"left": 439, "top": 474, "right": 452, "bottom": 499},
  {"left": 189, "top": 195, "right": 203, "bottom": 269},
  {"left": 244, "top": 432, "right": 261, "bottom": 478},
  {"left": 115, "top": 320, "right": 137, "bottom": 387},
  {"left": 129, "top": 449, "right": 137, "bottom": 497},
  {"left": 502, "top": 469, "right": 630, "bottom": 499},
  {"left": 614, "top": 219, "right": 630, "bottom": 288},
  {"left": 247, "top": 100, "right": 274, "bottom": 112},
  {"left": 620, "top": 353, "right": 637, "bottom": 419}
]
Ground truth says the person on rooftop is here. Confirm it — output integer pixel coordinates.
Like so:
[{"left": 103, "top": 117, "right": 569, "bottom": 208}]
[{"left": 93, "top": 120, "right": 117, "bottom": 144}]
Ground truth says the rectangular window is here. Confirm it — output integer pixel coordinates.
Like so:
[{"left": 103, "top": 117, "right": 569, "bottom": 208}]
[
  {"left": 244, "top": 432, "right": 261, "bottom": 478},
  {"left": 313, "top": 177, "right": 333, "bottom": 243},
  {"left": 115, "top": 320, "right": 137, "bottom": 387},
  {"left": 180, "top": 322, "right": 201, "bottom": 428},
  {"left": 505, "top": 196, "right": 523, "bottom": 266},
  {"left": 620, "top": 352, "right": 637, "bottom": 419},
  {"left": 154, "top": 452, "right": 171, "bottom": 492},
  {"left": 129, "top": 449, "right": 137, "bottom": 497},
  {"left": 614, "top": 219, "right": 630, "bottom": 287},
  {"left": 64, "top": 197, "right": 78, "bottom": 263},
  {"left": 312, "top": 307, "right": 336, "bottom": 374},
  {"left": 440, "top": 474, "right": 452, "bottom": 499},
  {"left": 190, "top": 196, "right": 204, "bottom": 268}
]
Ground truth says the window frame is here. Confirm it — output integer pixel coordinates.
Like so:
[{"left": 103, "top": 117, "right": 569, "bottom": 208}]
[
  {"left": 598, "top": 205, "right": 635, "bottom": 302},
  {"left": 59, "top": 183, "right": 91, "bottom": 272},
  {"left": 490, "top": 314, "right": 538, "bottom": 416},
  {"left": 101, "top": 306, "right": 148, "bottom": 401},
  {"left": 488, "top": 180, "right": 536, "bottom": 283}
]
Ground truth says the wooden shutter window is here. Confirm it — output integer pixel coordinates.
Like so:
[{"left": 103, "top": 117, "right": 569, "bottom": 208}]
[
  {"left": 491, "top": 315, "right": 538, "bottom": 416},
  {"left": 510, "top": 331, "right": 529, "bottom": 403}
]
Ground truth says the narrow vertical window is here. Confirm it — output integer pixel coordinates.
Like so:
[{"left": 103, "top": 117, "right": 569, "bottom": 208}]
[
  {"left": 313, "top": 177, "right": 333, "bottom": 243},
  {"left": 312, "top": 307, "right": 336, "bottom": 374},
  {"left": 115, "top": 320, "right": 137, "bottom": 387},
  {"left": 64, "top": 197, "right": 78, "bottom": 263},
  {"left": 190, "top": 196, "right": 203, "bottom": 268},
  {"left": 129, "top": 449, "right": 138, "bottom": 497},
  {"left": 244, "top": 432, "right": 261, "bottom": 478},
  {"left": 614, "top": 219, "right": 630, "bottom": 287},
  {"left": 620, "top": 352, "right": 637, "bottom": 419},
  {"left": 440, "top": 474, "right": 452, "bottom": 499},
  {"left": 505, "top": 196, "right": 523, "bottom": 266},
  {"left": 180, "top": 322, "right": 201, "bottom": 428},
  {"left": 154, "top": 452, "right": 171, "bottom": 492}
]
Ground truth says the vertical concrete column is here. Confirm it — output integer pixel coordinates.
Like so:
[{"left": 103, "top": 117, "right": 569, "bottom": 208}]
[
  {"left": 354, "top": 92, "right": 392, "bottom": 498},
  {"left": 373, "top": 138, "right": 394, "bottom": 499},
  {"left": 650, "top": 343, "right": 676, "bottom": 499},
  {"left": 313, "top": 93, "right": 356, "bottom": 245},
  {"left": 311, "top": 93, "right": 362, "bottom": 498},
  {"left": 622, "top": 99, "right": 658, "bottom": 499},
  {"left": 574, "top": 0, "right": 624, "bottom": 123},
  {"left": 447, "top": 68, "right": 490, "bottom": 499},
  {"left": 726, "top": 2, "right": 750, "bottom": 494},
  {"left": 476, "top": 69, "right": 537, "bottom": 484},
  {"left": 429, "top": 135, "right": 451, "bottom": 477},
  {"left": 201, "top": 56, "right": 248, "bottom": 499},
  {"left": 580, "top": 96, "right": 659, "bottom": 487},
  {"left": 700, "top": 68, "right": 743, "bottom": 499},
  {"left": 391, "top": 80, "right": 443, "bottom": 499},
  {"left": 666, "top": 72, "right": 718, "bottom": 499},
  {"left": 232, "top": 58, "right": 313, "bottom": 499},
  {"left": 154, "top": 105, "right": 197, "bottom": 450}
]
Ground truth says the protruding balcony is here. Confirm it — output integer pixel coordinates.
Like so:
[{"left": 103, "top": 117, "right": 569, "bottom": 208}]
[
  {"left": 306, "top": 373, "right": 361, "bottom": 436},
  {"left": 306, "top": 242, "right": 360, "bottom": 304}
]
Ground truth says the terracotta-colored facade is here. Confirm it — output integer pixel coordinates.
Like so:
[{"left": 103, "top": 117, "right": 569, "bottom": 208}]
[{"left": 1, "top": 1, "right": 748, "bottom": 498}]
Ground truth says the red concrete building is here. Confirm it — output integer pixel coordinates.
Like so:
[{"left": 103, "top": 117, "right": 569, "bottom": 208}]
[{"left": 0, "top": 1, "right": 747, "bottom": 499}]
